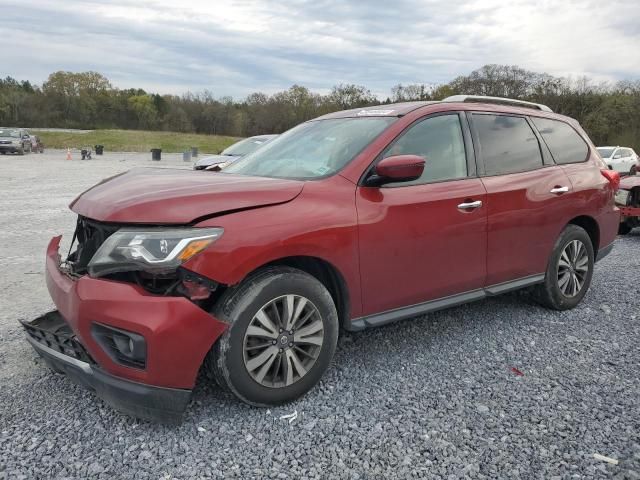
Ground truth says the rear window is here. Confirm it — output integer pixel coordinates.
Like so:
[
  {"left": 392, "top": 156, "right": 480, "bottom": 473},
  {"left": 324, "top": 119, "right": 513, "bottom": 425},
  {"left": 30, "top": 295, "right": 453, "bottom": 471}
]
[
  {"left": 531, "top": 118, "right": 589, "bottom": 164},
  {"left": 473, "top": 114, "right": 543, "bottom": 176}
]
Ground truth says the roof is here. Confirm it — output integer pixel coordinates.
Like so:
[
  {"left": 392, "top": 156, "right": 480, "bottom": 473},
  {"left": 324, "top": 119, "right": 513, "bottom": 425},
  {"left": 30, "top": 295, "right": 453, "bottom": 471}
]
[{"left": 316, "top": 102, "right": 436, "bottom": 120}]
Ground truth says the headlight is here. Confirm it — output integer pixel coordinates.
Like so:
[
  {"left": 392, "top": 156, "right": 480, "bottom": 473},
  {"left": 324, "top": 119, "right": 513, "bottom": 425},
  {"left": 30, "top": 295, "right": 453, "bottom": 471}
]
[
  {"left": 87, "top": 227, "right": 223, "bottom": 277},
  {"left": 12, "top": 140, "right": 21, "bottom": 145}
]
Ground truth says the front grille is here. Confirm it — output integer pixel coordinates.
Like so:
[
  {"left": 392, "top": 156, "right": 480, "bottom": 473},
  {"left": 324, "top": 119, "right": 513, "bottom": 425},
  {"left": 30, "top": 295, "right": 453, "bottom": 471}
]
[
  {"left": 67, "top": 216, "right": 119, "bottom": 275},
  {"left": 22, "top": 311, "right": 95, "bottom": 364}
]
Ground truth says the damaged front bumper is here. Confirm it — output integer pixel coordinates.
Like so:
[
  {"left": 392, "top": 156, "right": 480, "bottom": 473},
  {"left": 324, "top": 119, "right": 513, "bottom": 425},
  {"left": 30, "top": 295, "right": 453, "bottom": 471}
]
[
  {"left": 23, "top": 311, "right": 191, "bottom": 423},
  {"left": 21, "top": 235, "right": 229, "bottom": 423}
]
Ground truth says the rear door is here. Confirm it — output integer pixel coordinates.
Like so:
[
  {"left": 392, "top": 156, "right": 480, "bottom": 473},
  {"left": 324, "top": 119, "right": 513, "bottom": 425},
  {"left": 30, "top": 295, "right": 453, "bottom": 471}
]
[
  {"left": 469, "top": 112, "right": 576, "bottom": 286},
  {"left": 357, "top": 112, "right": 488, "bottom": 316}
]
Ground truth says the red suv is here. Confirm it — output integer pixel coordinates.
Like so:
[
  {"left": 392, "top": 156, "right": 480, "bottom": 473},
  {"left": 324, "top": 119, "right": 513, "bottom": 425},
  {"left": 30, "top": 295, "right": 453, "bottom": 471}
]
[{"left": 22, "top": 96, "right": 620, "bottom": 422}]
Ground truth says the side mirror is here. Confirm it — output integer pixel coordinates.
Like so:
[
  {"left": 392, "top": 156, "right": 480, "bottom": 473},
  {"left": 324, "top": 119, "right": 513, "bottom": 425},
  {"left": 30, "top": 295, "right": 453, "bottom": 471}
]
[{"left": 366, "top": 155, "right": 425, "bottom": 186}]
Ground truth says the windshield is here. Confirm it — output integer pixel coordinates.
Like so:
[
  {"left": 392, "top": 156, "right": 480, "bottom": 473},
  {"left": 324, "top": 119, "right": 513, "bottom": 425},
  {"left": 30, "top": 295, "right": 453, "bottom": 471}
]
[
  {"left": 224, "top": 117, "right": 395, "bottom": 179},
  {"left": 0, "top": 129, "right": 19, "bottom": 138},
  {"left": 597, "top": 147, "right": 615, "bottom": 158},
  {"left": 222, "top": 137, "right": 272, "bottom": 156}
]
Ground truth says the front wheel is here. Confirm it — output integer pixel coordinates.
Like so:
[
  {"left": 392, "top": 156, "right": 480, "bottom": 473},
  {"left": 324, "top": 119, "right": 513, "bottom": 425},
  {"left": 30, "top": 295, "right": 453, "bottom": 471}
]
[
  {"left": 534, "top": 225, "right": 594, "bottom": 310},
  {"left": 207, "top": 267, "right": 339, "bottom": 406}
]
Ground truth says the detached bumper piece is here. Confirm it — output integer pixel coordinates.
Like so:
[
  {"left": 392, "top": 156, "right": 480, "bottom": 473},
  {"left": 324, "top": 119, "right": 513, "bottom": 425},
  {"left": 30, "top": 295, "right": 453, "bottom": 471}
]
[{"left": 22, "top": 310, "right": 191, "bottom": 424}]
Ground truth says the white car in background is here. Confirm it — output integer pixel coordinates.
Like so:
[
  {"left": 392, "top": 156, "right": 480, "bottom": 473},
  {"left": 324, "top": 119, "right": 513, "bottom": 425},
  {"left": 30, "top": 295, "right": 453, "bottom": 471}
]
[{"left": 596, "top": 146, "right": 639, "bottom": 175}]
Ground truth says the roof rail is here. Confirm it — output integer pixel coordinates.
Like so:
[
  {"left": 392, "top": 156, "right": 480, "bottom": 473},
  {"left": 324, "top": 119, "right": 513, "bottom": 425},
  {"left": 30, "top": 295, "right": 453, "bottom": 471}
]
[{"left": 442, "top": 95, "right": 553, "bottom": 113}]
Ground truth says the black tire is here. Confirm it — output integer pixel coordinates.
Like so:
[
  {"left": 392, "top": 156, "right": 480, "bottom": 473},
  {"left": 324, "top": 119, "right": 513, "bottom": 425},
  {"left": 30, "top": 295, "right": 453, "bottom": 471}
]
[
  {"left": 534, "top": 225, "right": 594, "bottom": 310},
  {"left": 206, "top": 267, "right": 339, "bottom": 406},
  {"left": 17, "top": 148, "right": 24, "bottom": 156},
  {"left": 630, "top": 165, "right": 637, "bottom": 176},
  {"left": 619, "top": 222, "right": 632, "bottom": 235}
]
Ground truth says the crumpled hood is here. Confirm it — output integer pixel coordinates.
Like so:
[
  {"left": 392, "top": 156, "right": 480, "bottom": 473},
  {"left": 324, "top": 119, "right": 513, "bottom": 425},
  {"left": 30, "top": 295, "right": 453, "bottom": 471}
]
[
  {"left": 70, "top": 167, "right": 304, "bottom": 224},
  {"left": 620, "top": 175, "right": 640, "bottom": 190}
]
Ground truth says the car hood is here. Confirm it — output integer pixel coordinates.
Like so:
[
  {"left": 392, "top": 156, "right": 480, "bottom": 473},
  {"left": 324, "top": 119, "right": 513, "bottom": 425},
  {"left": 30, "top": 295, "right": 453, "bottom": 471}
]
[
  {"left": 194, "top": 154, "right": 239, "bottom": 168},
  {"left": 620, "top": 175, "right": 640, "bottom": 190},
  {"left": 70, "top": 167, "right": 304, "bottom": 224}
]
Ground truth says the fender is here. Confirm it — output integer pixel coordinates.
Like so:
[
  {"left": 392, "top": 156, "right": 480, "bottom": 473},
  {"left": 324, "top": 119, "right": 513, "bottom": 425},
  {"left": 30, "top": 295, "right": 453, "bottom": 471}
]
[{"left": 184, "top": 175, "right": 364, "bottom": 318}]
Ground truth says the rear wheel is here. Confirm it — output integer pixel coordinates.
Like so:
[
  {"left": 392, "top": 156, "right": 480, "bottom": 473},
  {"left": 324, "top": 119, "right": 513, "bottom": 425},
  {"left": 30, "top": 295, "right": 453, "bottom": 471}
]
[
  {"left": 630, "top": 165, "right": 637, "bottom": 176},
  {"left": 207, "top": 267, "right": 338, "bottom": 406},
  {"left": 534, "top": 225, "right": 594, "bottom": 310}
]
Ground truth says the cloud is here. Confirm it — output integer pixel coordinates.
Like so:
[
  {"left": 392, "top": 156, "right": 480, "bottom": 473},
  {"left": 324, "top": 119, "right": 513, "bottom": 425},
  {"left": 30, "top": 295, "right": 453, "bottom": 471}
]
[{"left": 1, "top": 0, "right": 638, "bottom": 98}]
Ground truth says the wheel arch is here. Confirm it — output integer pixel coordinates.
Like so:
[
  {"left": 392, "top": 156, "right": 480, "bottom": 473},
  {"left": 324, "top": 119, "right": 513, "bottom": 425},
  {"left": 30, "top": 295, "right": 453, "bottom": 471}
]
[
  {"left": 567, "top": 215, "right": 600, "bottom": 255},
  {"left": 258, "top": 256, "right": 351, "bottom": 329}
]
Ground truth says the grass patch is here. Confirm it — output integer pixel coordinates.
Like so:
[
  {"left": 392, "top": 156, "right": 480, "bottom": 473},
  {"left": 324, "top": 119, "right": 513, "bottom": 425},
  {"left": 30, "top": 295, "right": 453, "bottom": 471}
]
[{"left": 35, "top": 129, "right": 240, "bottom": 154}]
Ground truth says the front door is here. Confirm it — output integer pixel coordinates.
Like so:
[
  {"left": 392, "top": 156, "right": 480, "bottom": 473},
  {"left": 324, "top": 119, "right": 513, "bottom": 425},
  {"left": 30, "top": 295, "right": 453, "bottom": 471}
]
[{"left": 357, "top": 112, "right": 488, "bottom": 316}]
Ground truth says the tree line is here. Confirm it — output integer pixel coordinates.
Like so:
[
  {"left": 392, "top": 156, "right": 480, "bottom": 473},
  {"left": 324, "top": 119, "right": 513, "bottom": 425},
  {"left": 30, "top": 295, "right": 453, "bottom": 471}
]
[{"left": 1, "top": 64, "right": 638, "bottom": 149}]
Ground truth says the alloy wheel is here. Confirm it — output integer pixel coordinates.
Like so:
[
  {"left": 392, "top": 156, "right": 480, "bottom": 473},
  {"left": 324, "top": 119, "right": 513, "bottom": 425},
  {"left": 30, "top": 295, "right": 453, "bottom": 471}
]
[
  {"left": 557, "top": 239, "right": 589, "bottom": 297},
  {"left": 243, "top": 294, "right": 324, "bottom": 388}
]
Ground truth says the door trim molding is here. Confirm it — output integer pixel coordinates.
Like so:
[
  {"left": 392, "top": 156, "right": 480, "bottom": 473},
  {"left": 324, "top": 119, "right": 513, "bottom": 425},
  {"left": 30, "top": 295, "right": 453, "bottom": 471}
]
[{"left": 348, "top": 273, "right": 545, "bottom": 331}]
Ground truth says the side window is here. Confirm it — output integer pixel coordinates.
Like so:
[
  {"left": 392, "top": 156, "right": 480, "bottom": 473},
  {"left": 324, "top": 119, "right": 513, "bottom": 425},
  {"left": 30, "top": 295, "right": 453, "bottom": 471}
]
[
  {"left": 473, "top": 114, "right": 543, "bottom": 175},
  {"left": 621, "top": 149, "right": 632, "bottom": 158},
  {"left": 382, "top": 114, "right": 467, "bottom": 185},
  {"left": 531, "top": 117, "right": 589, "bottom": 164}
]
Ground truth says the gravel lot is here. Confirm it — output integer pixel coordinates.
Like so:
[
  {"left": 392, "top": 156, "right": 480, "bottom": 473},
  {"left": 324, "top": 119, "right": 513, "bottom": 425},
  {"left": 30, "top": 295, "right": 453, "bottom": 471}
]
[{"left": 1, "top": 150, "right": 639, "bottom": 479}]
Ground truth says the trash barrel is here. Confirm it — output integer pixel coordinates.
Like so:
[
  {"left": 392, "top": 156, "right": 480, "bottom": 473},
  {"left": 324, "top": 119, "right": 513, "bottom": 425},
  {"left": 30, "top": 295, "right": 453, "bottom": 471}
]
[
  {"left": 95, "top": 145, "right": 104, "bottom": 155},
  {"left": 151, "top": 148, "right": 162, "bottom": 161},
  {"left": 191, "top": 147, "right": 198, "bottom": 157},
  {"left": 183, "top": 151, "right": 192, "bottom": 162}
]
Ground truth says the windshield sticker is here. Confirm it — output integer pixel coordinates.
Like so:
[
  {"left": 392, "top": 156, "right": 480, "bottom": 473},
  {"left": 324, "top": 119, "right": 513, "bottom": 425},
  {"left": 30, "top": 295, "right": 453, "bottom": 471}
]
[{"left": 356, "top": 109, "right": 395, "bottom": 116}]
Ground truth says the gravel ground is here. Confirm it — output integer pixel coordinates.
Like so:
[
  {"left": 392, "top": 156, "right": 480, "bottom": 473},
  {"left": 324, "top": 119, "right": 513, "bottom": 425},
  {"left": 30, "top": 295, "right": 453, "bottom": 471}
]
[{"left": 1, "top": 151, "right": 639, "bottom": 479}]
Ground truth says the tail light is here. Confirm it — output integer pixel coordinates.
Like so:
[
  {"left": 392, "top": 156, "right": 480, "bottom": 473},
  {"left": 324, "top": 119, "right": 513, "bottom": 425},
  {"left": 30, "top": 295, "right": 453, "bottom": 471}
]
[{"left": 601, "top": 169, "right": 620, "bottom": 191}]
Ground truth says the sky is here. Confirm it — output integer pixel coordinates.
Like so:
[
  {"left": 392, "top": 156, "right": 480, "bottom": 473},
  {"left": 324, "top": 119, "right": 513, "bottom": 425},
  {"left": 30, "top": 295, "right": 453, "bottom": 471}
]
[{"left": 2, "top": 0, "right": 639, "bottom": 99}]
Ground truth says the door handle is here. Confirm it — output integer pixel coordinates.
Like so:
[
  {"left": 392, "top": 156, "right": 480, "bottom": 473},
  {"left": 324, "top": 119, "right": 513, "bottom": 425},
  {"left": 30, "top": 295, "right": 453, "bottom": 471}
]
[
  {"left": 457, "top": 200, "right": 482, "bottom": 210},
  {"left": 550, "top": 186, "right": 570, "bottom": 194}
]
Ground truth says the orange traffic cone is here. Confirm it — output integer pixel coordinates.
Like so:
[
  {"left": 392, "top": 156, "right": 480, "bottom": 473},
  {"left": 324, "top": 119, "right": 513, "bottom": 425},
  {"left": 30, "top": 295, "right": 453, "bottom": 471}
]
[{"left": 66, "top": 148, "right": 72, "bottom": 160}]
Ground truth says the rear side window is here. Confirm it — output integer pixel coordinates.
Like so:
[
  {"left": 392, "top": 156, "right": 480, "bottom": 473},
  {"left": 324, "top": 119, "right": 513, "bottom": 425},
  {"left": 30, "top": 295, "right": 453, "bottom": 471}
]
[
  {"left": 473, "top": 114, "right": 543, "bottom": 175},
  {"left": 531, "top": 117, "right": 589, "bottom": 164}
]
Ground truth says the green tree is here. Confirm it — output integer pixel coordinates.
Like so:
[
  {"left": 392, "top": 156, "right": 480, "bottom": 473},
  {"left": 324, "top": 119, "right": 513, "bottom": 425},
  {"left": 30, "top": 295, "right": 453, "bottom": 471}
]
[{"left": 127, "top": 95, "right": 158, "bottom": 129}]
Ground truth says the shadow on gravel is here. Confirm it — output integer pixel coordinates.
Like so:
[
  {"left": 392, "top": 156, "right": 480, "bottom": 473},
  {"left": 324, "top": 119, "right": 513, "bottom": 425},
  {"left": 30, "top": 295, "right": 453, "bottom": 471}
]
[{"left": 188, "top": 289, "right": 542, "bottom": 415}]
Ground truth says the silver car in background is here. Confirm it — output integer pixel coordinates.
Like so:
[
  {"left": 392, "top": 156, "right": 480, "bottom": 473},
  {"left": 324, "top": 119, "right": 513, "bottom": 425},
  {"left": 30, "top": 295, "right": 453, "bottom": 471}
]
[
  {"left": 0, "top": 128, "right": 32, "bottom": 155},
  {"left": 193, "top": 134, "right": 278, "bottom": 170}
]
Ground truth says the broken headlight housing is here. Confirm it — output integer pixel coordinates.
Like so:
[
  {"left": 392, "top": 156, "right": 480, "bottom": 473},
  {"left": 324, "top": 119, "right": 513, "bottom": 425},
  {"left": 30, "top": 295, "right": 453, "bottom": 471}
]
[{"left": 87, "top": 227, "right": 223, "bottom": 277}]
